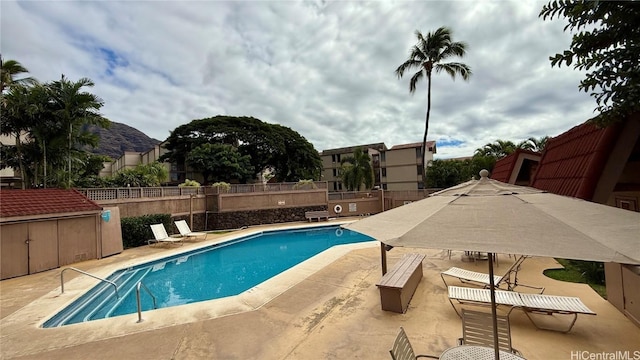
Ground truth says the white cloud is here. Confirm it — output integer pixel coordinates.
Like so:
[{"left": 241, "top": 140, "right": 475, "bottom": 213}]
[{"left": 1, "top": 0, "right": 596, "bottom": 159}]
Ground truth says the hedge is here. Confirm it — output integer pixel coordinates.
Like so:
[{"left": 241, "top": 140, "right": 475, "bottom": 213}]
[{"left": 120, "top": 214, "right": 172, "bottom": 248}]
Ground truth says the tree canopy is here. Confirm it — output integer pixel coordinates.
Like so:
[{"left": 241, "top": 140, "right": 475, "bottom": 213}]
[
  {"left": 161, "top": 116, "right": 322, "bottom": 183},
  {"left": 339, "top": 147, "right": 374, "bottom": 191},
  {"left": 540, "top": 1, "right": 640, "bottom": 125},
  {"left": 0, "top": 62, "right": 109, "bottom": 188}
]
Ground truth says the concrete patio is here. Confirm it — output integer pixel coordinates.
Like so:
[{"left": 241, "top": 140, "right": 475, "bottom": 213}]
[{"left": 1, "top": 221, "right": 638, "bottom": 360}]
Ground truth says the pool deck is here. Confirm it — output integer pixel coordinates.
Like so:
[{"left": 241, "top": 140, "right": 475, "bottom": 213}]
[{"left": 1, "top": 220, "right": 639, "bottom": 359}]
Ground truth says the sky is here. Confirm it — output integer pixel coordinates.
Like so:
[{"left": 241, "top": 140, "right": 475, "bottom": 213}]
[{"left": 1, "top": 0, "right": 597, "bottom": 159}]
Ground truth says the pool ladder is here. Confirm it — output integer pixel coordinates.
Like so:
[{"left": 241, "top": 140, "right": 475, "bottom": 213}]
[
  {"left": 136, "top": 281, "right": 157, "bottom": 323},
  {"left": 60, "top": 267, "right": 119, "bottom": 298}
]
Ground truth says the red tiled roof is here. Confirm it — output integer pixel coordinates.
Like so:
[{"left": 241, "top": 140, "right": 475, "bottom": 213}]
[
  {"left": 531, "top": 121, "right": 623, "bottom": 200},
  {"left": 491, "top": 149, "right": 540, "bottom": 183},
  {"left": 0, "top": 189, "right": 102, "bottom": 218}
]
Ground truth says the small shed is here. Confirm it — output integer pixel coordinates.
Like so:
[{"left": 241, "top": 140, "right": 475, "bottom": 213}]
[{"left": 0, "top": 189, "right": 106, "bottom": 280}]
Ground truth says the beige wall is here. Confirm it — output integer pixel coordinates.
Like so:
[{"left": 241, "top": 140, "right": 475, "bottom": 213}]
[
  {"left": 217, "top": 190, "right": 327, "bottom": 212},
  {"left": 58, "top": 216, "right": 98, "bottom": 266},
  {"left": 98, "top": 195, "right": 207, "bottom": 218},
  {"left": 101, "top": 207, "right": 123, "bottom": 257}
]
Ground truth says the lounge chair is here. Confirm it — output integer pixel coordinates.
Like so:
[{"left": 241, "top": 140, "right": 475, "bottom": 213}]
[
  {"left": 441, "top": 256, "right": 544, "bottom": 293},
  {"left": 389, "top": 327, "right": 439, "bottom": 360},
  {"left": 174, "top": 220, "right": 207, "bottom": 241},
  {"left": 448, "top": 286, "right": 596, "bottom": 333},
  {"left": 457, "top": 309, "right": 522, "bottom": 356},
  {"left": 149, "top": 224, "right": 183, "bottom": 246}
]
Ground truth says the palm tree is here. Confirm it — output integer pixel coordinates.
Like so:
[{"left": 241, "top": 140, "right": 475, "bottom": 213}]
[
  {"left": 48, "top": 75, "right": 108, "bottom": 187},
  {"left": 517, "top": 136, "right": 549, "bottom": 152},
  {"left": 1, "top": 56, "right": 36, "bottom": 93},
  {"left": 474, "top": 139, "right": 517, "bottom": 159},
  {"left": 395, "top": 27, "right": 471, "bottom": 186},
  {"left": 339, "top": 147, "right": 374, "bottom": 191}
]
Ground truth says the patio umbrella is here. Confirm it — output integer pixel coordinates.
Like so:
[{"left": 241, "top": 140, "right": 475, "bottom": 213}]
[{"left": 346, "top": 170, "right": 640, "bottom": 359}]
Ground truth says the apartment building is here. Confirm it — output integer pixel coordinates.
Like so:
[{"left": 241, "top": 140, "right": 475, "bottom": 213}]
[
  {"left": 0, "top": 133, "right": 27, "bottom": 188},
  {"left": 320, "top": 141, "right": 437, "bottom": 191}
]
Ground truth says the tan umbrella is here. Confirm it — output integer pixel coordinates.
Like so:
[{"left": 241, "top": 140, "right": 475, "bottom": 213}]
[{"left": 346, "top": 170, "right": 640, "bottom": 359}]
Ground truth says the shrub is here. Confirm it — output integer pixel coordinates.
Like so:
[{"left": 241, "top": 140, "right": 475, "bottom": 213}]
[
  {"left": 120, "top": 213, "right": 172, "bottom": 248},
  {"left": 211, "top": 182, "right": 231, "bottom": 192},
  {"left": 293, "top": 179, "right": 317, "bottom": 190},
  {"left": 179, "top": 179, "right": 201, "bottom": 187},
  {"left": 567, "top": 260, "right": 605, "bottom": 285}
]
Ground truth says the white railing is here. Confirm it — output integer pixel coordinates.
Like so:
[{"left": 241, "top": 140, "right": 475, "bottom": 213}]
[{"left": 77, "top": 181, "right": 328, "bottom": 201}]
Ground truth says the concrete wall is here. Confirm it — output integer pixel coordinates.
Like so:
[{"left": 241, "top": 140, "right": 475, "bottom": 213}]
[
  {"left": 101, "top": 206, "right": 124, "bottom": 257},
  {"left": 214, "top": 190, "right": 327, "bottom": 212},
  {"left": 98, "top": 195, "right": 207, "bottom": 218}
]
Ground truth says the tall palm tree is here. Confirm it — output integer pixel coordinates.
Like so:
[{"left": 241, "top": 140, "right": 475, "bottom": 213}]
[
  {"left": 48, "top": 75, "right": 107, "bottom": 187},
  {"left": 395, "top": 27, "right": 471, "bottom": 186},
  {"left": 339, "top": 147, "right": 374, "bottom": 191}
]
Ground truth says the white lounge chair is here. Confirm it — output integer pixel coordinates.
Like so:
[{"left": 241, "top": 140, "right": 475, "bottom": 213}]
[
  {"left": 448, "top": 286, "right": 596, "bottom": 333},
  {"left": 174, "top": 220, "right": 207, "bottom": 241},
  {"left": 149, "top": 224, "right": 183, "bottom": 246},
  {"left": 441, "top": 255, "right": 544, "bottom": 293}
]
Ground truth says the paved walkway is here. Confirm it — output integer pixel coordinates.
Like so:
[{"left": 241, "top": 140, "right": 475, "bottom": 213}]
[{"left": 1, "top": 222, "right": 639, "bottom": 359}]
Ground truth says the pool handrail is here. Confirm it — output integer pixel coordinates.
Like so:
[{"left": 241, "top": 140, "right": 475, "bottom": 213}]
[
  {"left": 61, "top": 267, "right": 119, "bottom": 298},
  {"left": 136, "top": 281, "right": 157, "bottom": 323}
]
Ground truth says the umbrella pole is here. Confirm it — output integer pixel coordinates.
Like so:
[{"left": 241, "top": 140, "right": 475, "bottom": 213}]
[{"left": 488, "top": 252, "right": 500, "bottom": 360}]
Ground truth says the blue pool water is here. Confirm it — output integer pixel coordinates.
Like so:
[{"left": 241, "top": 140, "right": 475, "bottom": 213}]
[{"left": 43, "top": 225, "right": 373, "bottom": 327}]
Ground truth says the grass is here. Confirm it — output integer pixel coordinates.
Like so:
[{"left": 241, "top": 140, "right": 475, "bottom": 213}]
[{"left": 543, "top": 259, "right": 607, "bottom": 299}]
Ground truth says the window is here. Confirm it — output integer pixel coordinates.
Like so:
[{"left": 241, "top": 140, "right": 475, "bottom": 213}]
[
  {"left": 417, "top": 165, "right": 423, "bottom": 175},
  {"left": 336, "top": 154, "right": 341, "bottom": 162},
  {"left": 416, "top": 148, "right": 422, "bottom": 158},
  {"left": 380, "top": 152, "right": 386, "bottom": 162},
  {"left": 382, "top": 168, "right": 387, "bottom": 177},
  {"left": 382, "top": 183, "right": 388, "bottom": 190},
  {"left": 417, "top": 181, "right": 424, "bottom": 190},
  {"left": 331, "top": 154, "right": 336, "bottom": 162},
  {"left": 332, "top": 169, "right": 337, "bottom": 177}
]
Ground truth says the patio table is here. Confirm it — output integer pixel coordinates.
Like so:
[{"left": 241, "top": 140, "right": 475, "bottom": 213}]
[{"left": 439, "top": 345, "right": 526, "bottom": 360}]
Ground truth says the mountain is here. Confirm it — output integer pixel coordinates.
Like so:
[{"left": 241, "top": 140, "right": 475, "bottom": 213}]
[{"left": 84, "top": 121, "right": 161, "bottom": 159}]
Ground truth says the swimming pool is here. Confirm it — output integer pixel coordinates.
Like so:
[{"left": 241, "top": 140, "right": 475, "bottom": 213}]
[{"left": 43, "top": 225, "right": 373, "bottom": 328}]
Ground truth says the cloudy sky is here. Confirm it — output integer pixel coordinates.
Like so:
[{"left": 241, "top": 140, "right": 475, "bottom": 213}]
[{"left": 2, "top": 0, "right": 596, "bottom": 159}]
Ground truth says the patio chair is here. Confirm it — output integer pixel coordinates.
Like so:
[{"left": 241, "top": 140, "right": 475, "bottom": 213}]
[
  {"left": 389, "top": 327, "right": 439, "bottom": 360},
  {"left": 457, "top": 309, "right": 522, "bottom": 356},
  {"left": 149, "top": 224, "right": 183, "bottom": 246},
  {"left": 174, "top": 220, "right": 207, "bottom": 241},
  {"left": 441, "top": 256, "right": 544, "bottom": 293},
  {"left": 447, "top": 286, "right": 596, "bottom": 333}
]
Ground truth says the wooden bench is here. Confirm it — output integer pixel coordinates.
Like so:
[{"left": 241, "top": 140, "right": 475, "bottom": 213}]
[
  {"left": 376, "top": 253, "right": 425, "bottom": 313},
  {"left": 305, "top": 210, "right": 330, "bottom": 222}
]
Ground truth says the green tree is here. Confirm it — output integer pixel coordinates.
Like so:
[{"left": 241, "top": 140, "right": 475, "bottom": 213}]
[
  {"left": 186, "top": 143, "right": 254, "bottom": 184},
  {"left": 426, "top": 156, "right": 496, "bottom": 189},
  {"left": 112, "top": 162, "right": 168, "bottom": 187},
  {"left": 395, "top": 27, "right": 472, "bottom": 186},
  {"left": 339, "top": 147, "right": 374, "bottom": 191},
  {"left": 517, "top": 136, "right": 549, "bottom": 152},
  {"left": 474, "top": 139, "right": 517, "bottom": 159},
  {"left": 0, "top": 56, "right": 36, "bottom": 93},
  {"left": 48, "top": 75, "right": 108, "bottom": 187},
  {"left": 540, "top": 1, "right": 640, "bottom": 125},
  {"left": 161, "top": 116, "right": 321, "bottom": 182}
]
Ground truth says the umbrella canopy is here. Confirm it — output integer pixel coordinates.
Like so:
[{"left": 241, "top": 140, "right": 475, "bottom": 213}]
[{"left": 347, "top": 171, "right": 640, "bottom": 265}]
